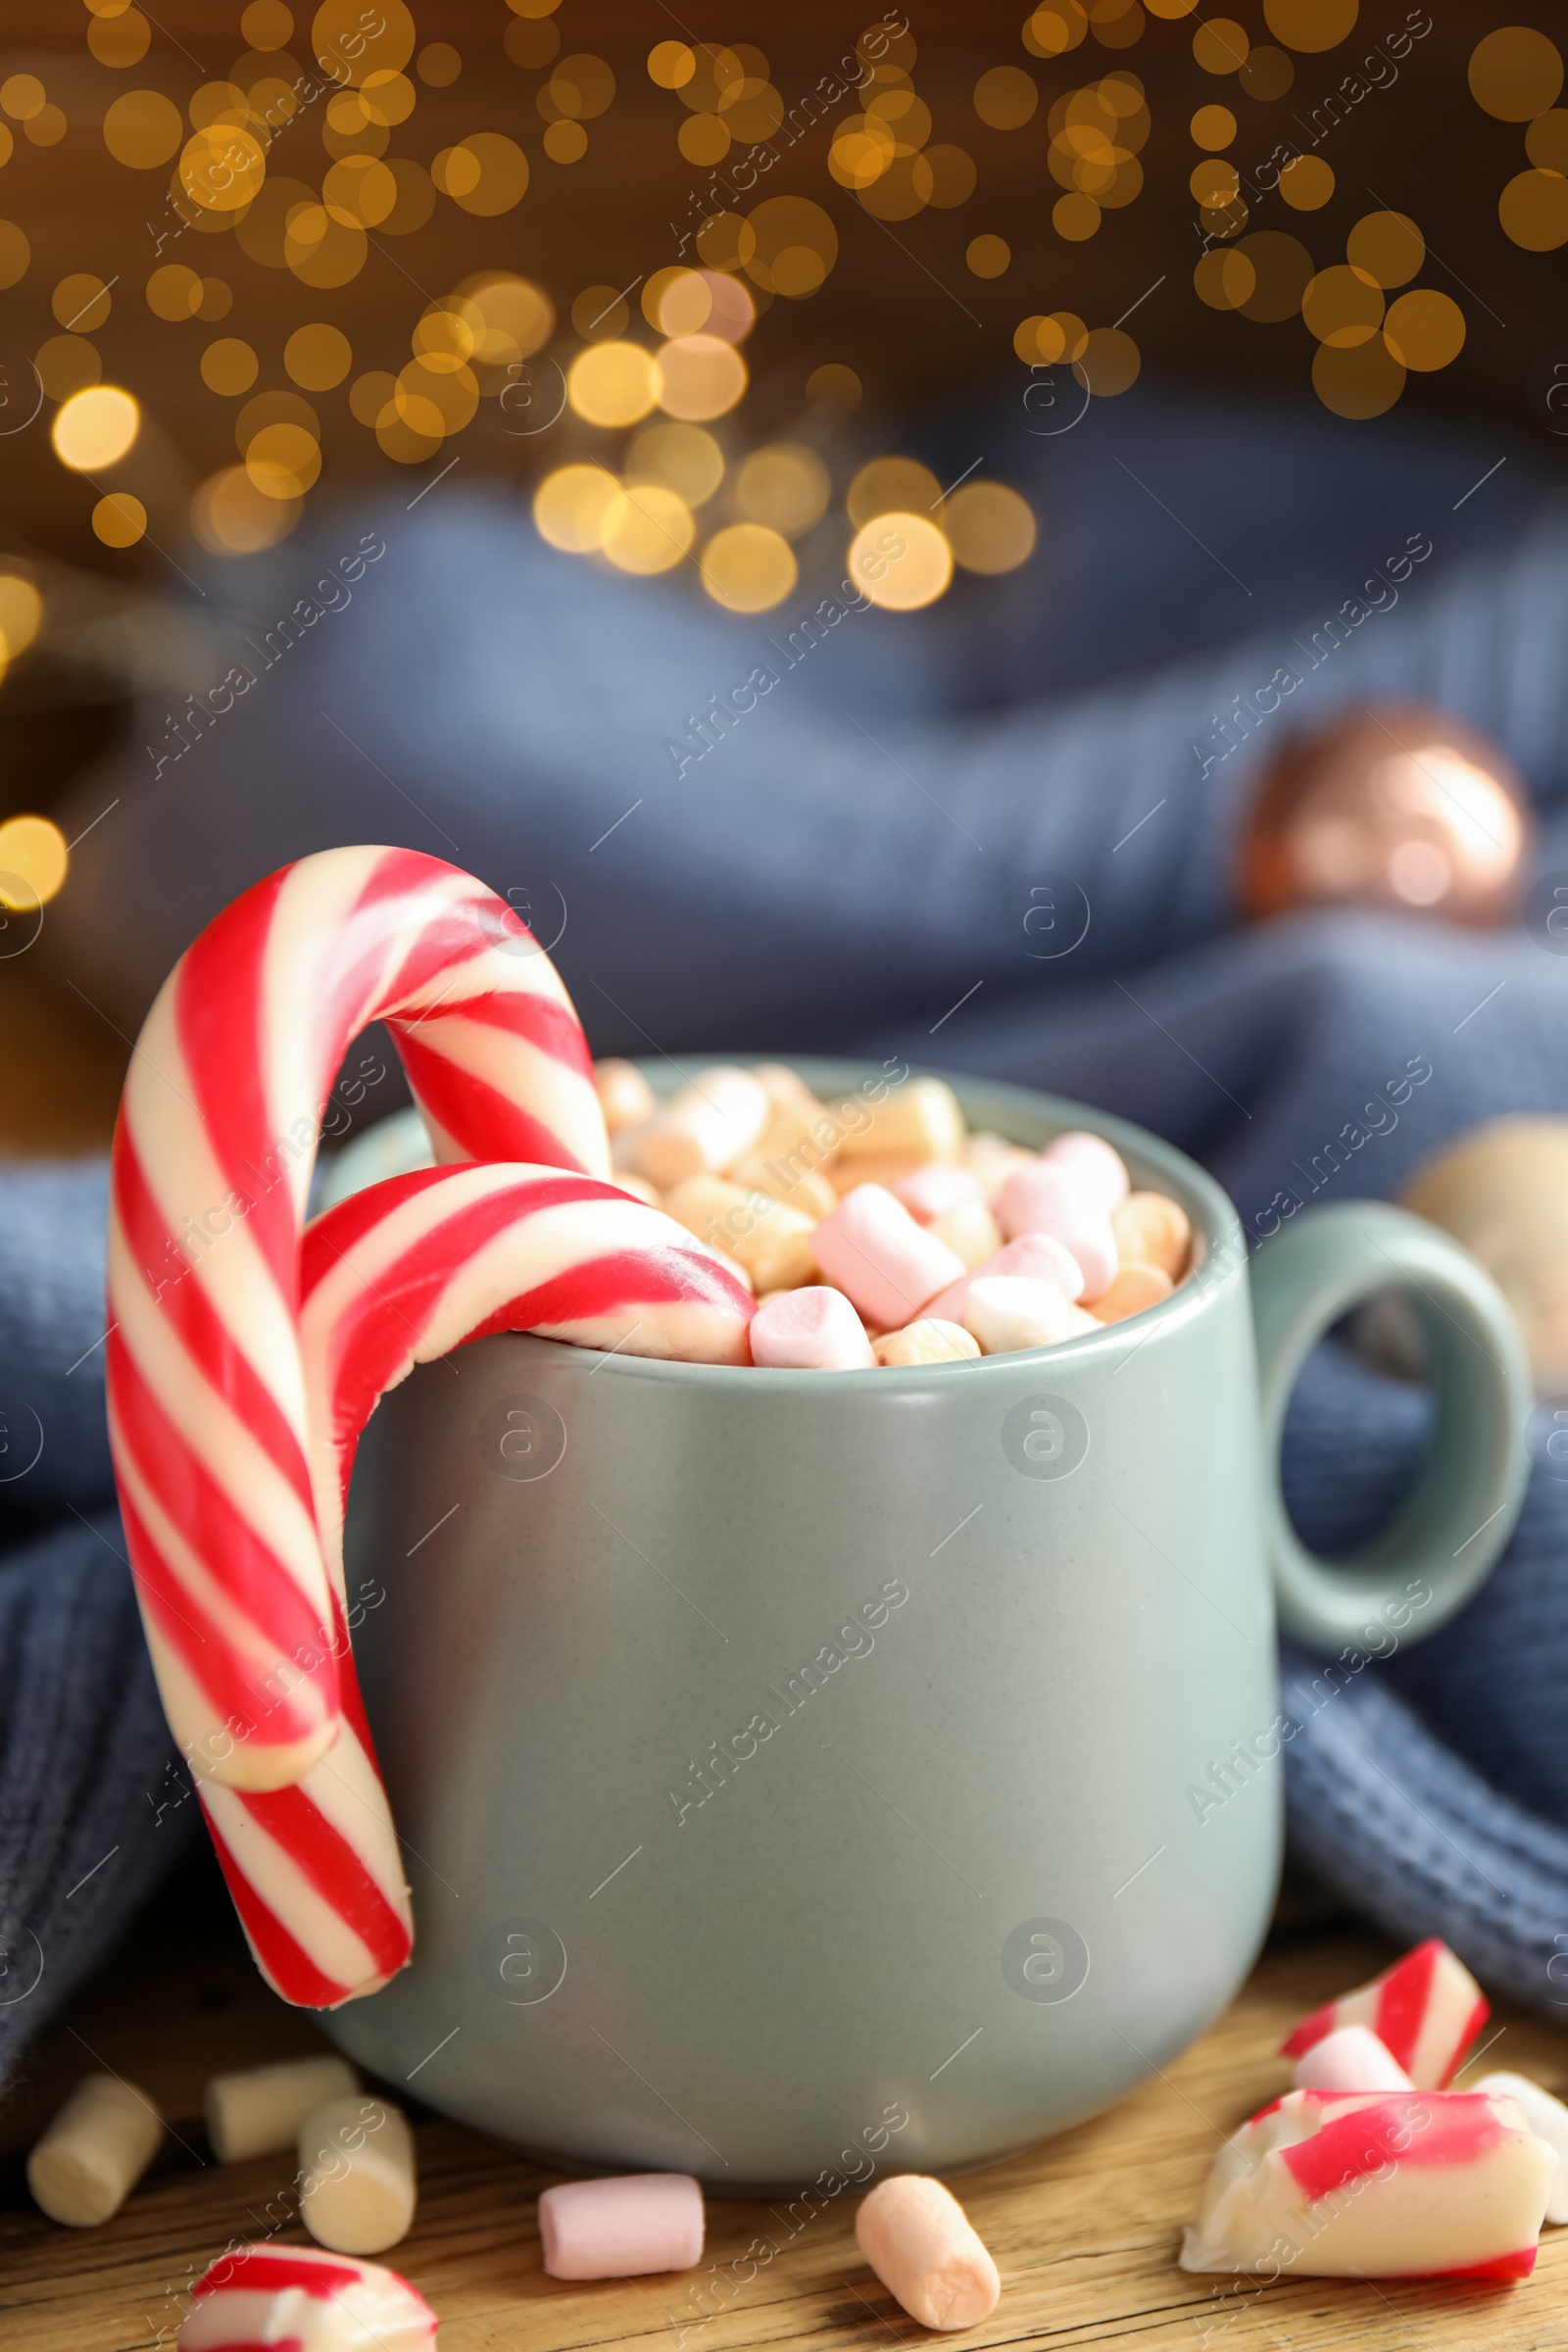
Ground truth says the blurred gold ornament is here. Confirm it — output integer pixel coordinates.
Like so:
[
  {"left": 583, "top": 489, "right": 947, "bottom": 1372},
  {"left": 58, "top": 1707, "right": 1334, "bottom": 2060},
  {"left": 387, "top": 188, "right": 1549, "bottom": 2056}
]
[
  {"left": 1402, "top": 1120, "right": 1568, "bottom": 1393},
  {"left": 1237, "top": 705, "right": 1531, "bottom": 928}
]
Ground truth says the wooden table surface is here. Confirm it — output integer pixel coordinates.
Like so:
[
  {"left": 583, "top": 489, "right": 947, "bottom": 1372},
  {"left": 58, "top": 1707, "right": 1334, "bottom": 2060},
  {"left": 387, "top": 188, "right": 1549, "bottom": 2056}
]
[{"left": 3, "top": 1858, "right": 1565, "bottom": 2352}]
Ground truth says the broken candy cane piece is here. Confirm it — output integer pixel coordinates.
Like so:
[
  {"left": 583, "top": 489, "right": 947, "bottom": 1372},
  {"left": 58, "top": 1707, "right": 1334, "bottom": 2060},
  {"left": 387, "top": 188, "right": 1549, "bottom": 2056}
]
[
  {"left": 1474, "top": 2074, "right": 1568, "bottom": 2226},
  {"left": 1293, "top": 2026, "right": 1413, "bottom": 2095},
  {"left": 856, "top": 2174, "right": 1001, "bottom": 2330},
  {"left": 26, "top": 2075, "right": 163, "bottom": 2228},
  {"left": 178, "top": 2243, "right": 436, "bottom": 2350},
  {"left": 538, "top": 2173, "right": 705, "bottom": 2278},
  {"left": 1180, "top": 2086, "right": 1555, "bottom": 2279},
  {"left": 1280, "top": 1937, "right": 1488, "bottom": 2088}
]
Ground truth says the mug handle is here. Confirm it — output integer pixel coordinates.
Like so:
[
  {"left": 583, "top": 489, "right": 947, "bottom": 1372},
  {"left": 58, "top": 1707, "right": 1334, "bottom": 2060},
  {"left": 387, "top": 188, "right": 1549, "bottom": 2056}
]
[{"left": 1250, "top": 1200, "right": 1531, "bottom": 1652}]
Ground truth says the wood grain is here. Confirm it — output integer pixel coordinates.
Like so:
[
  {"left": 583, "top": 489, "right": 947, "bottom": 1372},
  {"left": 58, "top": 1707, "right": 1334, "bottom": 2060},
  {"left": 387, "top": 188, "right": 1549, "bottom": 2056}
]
[{"left": 3, "top": 1861, "right": 1566, "bottom": 2350}]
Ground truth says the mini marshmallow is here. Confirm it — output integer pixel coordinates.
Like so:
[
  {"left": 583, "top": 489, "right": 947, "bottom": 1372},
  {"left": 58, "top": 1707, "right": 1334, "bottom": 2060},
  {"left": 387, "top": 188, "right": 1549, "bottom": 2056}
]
[
  {"left": 836, "top": 1076, "right": 964, "bottom": 1169},
  {"left": 299, "top": 2096, "right": 416, "bottom": 2256},
  {"left": 1112, "top": 1190, "right": 1192, "bottom": 1280},
  {"left": 729, "top": 1152, "right": 839, "bottom": 1219},
  {"left": 179, "top": 2243, "right": 436, "bottom": 2352},
  {"left": 595, "top": 1057, "right": 657, "bottom": 1133},
  {"left": 1293, "top": 2026, "right": 1414, "bottom": 2094},
  {"left": 628, "top": 1066, "right": 769, "bottom": 1188},
  {"left": 750, "top": 1286, "right": 876, "bottom": 1369},
  {"left": 873, "top": 1318, "right": 981, "bottom": 1366},
  {"left": 892, "top": 1165, "right": 986, "bottom": 1221},
  {"left": 927, "top": 1200, "right": 1004, "bottom": 1270},
  {"left": 856, "top": 2174, "right": 1001, "bottom": 2330},
  {"left": 539, "top": 2171, "right": 705, "bottom": 2279},
  {"left": 1180, "top": 2086, "right": 1556, "bottom": 2279},
  {"left": 964, "top": 1130, "right": 1038, "bottom": 1201},
  {"left": 810, "top": 1185, "right": 965, "bottom": 1331},
  {"left": 963, "top": 1274, "right": 1075, "bottom": 1354},
  {"left": 925, "top": 1231, "right": 1086, "bottom": 1326},
  {"left": 996, "top": 1163, "right": 1117, "bottom": 1299},
  {"left": 1473, "top": 2074, "right": 1568, "bottom": 2224},
  {"left": 1041, "top": 1129, "right": 1129, "bottom": 1214},
  {"left": 1089, "top": 1262, "right": 1173, "bottom": 1325},
  {"left": 206, "top": 2053, "right": 361, "bottom": 2165},
  {"left": 662, "top": 1174, "right": 817, "bottom": 1294},
  {"left": 27, "top": 2074, "right": 163, "bottom": 2227},
  {"left": 1281, "top": 1937, "right": 1488, "bottom": 2090}
]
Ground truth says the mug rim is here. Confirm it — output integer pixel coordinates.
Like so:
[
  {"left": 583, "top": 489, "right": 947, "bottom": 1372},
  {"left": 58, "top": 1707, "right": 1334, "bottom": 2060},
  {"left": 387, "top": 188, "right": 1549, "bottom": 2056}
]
[{"left": 546, "top": 1054, "right": 1246, "bottom": 1391}]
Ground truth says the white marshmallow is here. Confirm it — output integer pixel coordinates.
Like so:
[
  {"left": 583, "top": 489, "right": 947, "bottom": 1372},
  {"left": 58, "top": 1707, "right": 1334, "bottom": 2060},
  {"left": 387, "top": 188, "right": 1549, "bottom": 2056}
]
[
  {"left": 299, "top": 2096, "right": 416, "bottom": 2256},
  {"left": 26, "top": 2075, "right": 163, "bottom": 2228},
  {"left": 963, "top": 1275, "right": 1075, "bottom": 1353},
  {"left": 206, "top": 2054, "right": 361, "bottom": 2165}
]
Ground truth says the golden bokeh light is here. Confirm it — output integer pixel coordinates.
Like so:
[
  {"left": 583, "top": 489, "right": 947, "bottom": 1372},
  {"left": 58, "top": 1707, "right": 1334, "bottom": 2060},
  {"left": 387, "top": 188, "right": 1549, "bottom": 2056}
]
[
  {"left": 189, "top": 80, "right": 252, "bottom": 133},
  {"left": 1312, "top": 335, "right": 1404, "bottom": 419},
  {"left": 1264, "top": 0, "right": 1358, "bottom": 52},
  {"left": 572, "top": 283, "right": 629, "bottom": 340},
  {"left": 52, "top": 274, "right": 113, "bottom": 332},
  {"left": 146, "top": 262, "right": 203, "bottom": 319},
  {"left": 1240, "top": 45, "right": 1295, "bottom": 98},
  {"left": 567, "top": 340, "right": 660, "bottom": 427},
  {"left": 700, "top": 522, "right": 797, "bottom": 612},
  {"left": 1194, "top": 247, "right": 1257, "bottom": 310},
  {"left": 1526, "top": 108, "right": 1568, "bottom": 172},
  {"left": 807, "top": 362, "right": 860, "bottom": 411},
  {"left": 0, "top": 576, "right": 43, "bottom": 660},
  {"left": 1, "top": 75, "right": 46, "bottom": 121},
  {"left": 1383, "top": 289, "right": 1466, "bottom": 370},
  {"left": 544, "top": 121, "right": 588, "bottom": 163},
  {"left": 1191, "top": 159, "right": 1240, "bottom": 207},
  {"left": 974, "top": 67, "right": 1039, "bottom": 128},
  {"left": 648, "top": 39, "right": 696, "bottom": 89},
  {"left": 35, "top": 335, "right": 101, "bottom": 402},
  {"left": 442, "top": 131, "right": 529, "bottom": 215},
  {"left": 1025, "top": 3, "right": 1093, "bottom": 52},
  {"left": 626, "top": 421, "right": 724, "bottom": 508},
  {"left": 201, "top": 336, "right": 259, "bottom": 394},
  {"left": 412, "top": 306, "right": 474, "bottom": 370},
  {"left": 417, "top": 42, "right": 461, "bottom": 86},
  {"left": 311, "top": 0, "right": 416, "bottom": 86},
  {"left": 533, "top": 464, "right": 620, "bottom": 552},
  {"left": 1075, "top": 325, "right": 1141, "bottom": 394},
  {"left": 1499, "top": 169, "right": 1568, "bottom": 250},
  {"left": 361, "top": 69, "right": 416, "bottom": 127},
  {"left": 0, "top": 816, "right": 68, "bottom": 912},
  {"left": 966, "top": 232, "right": 1010, "bottom": 276},
  {"left": 285, "top": 321, "right": 353, "bottom": 388},
  {"left": 1191, "top": 104, "right": 1237, "bottom": 148},
  {"left": 191, "top": 464, "right": 300, "bottom": 553},
  {"left": 1233, "top": 229, "right": 1314, "bottom": 320},
  {"left": 323, "top": 155, "right": 398, "bottom": 227},
  {"left": 849, "top": 513, "right": 953, "bottom": 612},
  {"left": 349, "top": 368, "right": 396, "bottom": 425},
  {"left": 1301, "top": 264, "right": 1385, "bottom": 347},
  {"left": 91, "top": 491, "right": 148, "bottom": 548},
  {"left": 742, "top": 195, "right": 838, "bottom": 297},
  {"left": 733, "top": 443, "right": 830, "bottom": 539},
  {"left": 1279, "top": 154, "right": 1334, "bottom": 210},
  {"left": 103, "top": 87, "right": 183, "bottom": 167},
  {"left": 848, "top": 456, "right": 942, "bottom": 527},
  {"left": 644, "top": 267, "right": 710, "bottom": 337},
  {"left": 547, "top": 52, "right": 615, "bottom": 121},
  {"left": 179, "top": 122, "right": 268, "bottom": 213},
  {"left": 656, "top": 333, "right": 747, "bottom": 420},
  {"left": 1346, "top": 210, "right": 1425, "bottom": 287},
  {"left": 1468, "top": 26, "right": 1562, "bottom": 120},
  {"left": 88, "top": 8, "right": 150, "bottom": 68},
  {"left": 601, "top": 483, "right": 695, "bottom": 575},
  {"left": 1193, "top": 18, "right": 1248, "bottom": 73},
  {"left": 52, "top": 384, "right": 140, "bottom": 469},
  {"left": 1054, "top": 192, "right": 1102, "bottom": 240},
  {"left": 245, "top": 419, "right": 321, "bottom": 499},
  {"left": 240, "top": 0, "right": 293, "bottom": 46},
  {"left": 944, "top": 482, "right": 1036, "bottom": 573}
]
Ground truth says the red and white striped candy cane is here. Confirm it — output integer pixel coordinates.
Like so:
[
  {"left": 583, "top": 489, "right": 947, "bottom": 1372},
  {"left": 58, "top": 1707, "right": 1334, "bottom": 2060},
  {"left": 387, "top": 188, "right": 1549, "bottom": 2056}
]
[
  {"left": 193, "top": 1162, "right": 752, "bottom": 2003},
  {"left": 107, "top": 846, "right": 750, "bottom": 2007},
  {"left": 180, "top": 2243, "right": 436, "bottom": 2351}
]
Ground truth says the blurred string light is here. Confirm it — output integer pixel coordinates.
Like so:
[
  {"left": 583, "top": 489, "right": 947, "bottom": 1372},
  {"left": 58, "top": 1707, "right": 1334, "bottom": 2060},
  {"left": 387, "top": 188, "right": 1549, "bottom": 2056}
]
[
  {"left": 0, "top": 574, "right": 43, "bottom": 686},
  {"left": 0, "top": 815, "right": 69, "bottom": 911},
  {"left": 1468, "top": 25, "right": 1568, "bottom": 252},
  {"left": 52, "top": 384, "right": 140, "bottom": 468}
]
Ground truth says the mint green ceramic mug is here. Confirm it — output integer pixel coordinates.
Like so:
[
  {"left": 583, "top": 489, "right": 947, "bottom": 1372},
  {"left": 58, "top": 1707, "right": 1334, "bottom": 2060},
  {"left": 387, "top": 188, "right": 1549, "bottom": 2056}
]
[{"left": 321, "top": 1061, "right": 1528, "bottom": 2192}]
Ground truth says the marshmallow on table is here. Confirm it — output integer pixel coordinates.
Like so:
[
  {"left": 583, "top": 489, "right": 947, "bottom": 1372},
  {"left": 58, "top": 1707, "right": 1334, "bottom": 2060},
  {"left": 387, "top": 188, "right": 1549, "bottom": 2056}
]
[
  {"left": 1473, "top": 2074, "right": 1568, "bottom": 2224},
  {"left": 206, "top": 2053, "right": 360, "bottom": 2164},
  {"left": 1180, "top": 2086, "right": 1556, "bottom": 2278},
  {"left": 873, "top": 1318, "right": 981, "bottom": 1366},
  {"left": 964, "top": 1275, "right": 1076, "bottom": 1354},
  {"left": 662, "top": 1173, "right": 818, "bottom": 1294},
  {"left": 811, "top": 1185, "right": 965, "bottom": 1331},
  {"left": 997, "top": 1163, "right": 1118, "bottom": 1299},
  {"left": 925, "top": 1231, "right": 1086, "bottom": 1326},
  {"left": 595, "top": 1056, "right": 657, "bottom": 1134},
  {"left": 1293, "top": 2026, "right": 1414, "bottom": 2094},
  {"left": 1112, "top": 1190, "right": 1192, "bottom": 1280},
  {"left": 1280, "top": 1937, "right": 1487, "bottom": 2089},
  {"left": 1089, "top": 1262, "right": 1173, "bottom": 1325},
  {"left": 1042, "top": 1129, "right": 1130, "bottom": 1214},
  {"left": 627, "top": 1066, "right": 770, "bottom": 1188},
  {"left": 27, "top": 2074, "right": 163, "bottom": 2227},
  {"left": 856, "top": 2175, "right": 1001, "bottom": 2330},
  {"left": 751, "top": 1286, "right": 876, "bottom": 1369},
  {"left": 299, "top": 2095, "right": 416, "bottom": 2255},
  {"left": 539, "top": 2171, "right": 705, "bottom": 2278},
  {"left": 179, "top": 2243, "right": 436, "bottom": 2351}
]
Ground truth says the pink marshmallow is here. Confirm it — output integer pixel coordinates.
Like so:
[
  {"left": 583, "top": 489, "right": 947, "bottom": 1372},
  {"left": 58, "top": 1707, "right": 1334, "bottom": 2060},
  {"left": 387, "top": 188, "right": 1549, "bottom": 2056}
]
[
  {"left": 925, "top": 1231, "right": 1086, "bottom": 1325},
  {"left": 539, "top": 2172, "right": 705, "bottom": 2279},
  {"left": 891, "top": 1165, "right": 986, "bottom": 1224},
  {"left": 810, "top": 1185, "right": 965, "bottom": 1331},
  {"left": 1041, "top": 1129, "right": 1130, "bottom": 1214},
  {"left": 1293, "top": 2025, "right": 1414, "bottom": 2094},
  {"left": 750, "top": 1286, "right": 876, "bottom": 1369},
  {"left": 996, "top": 1163, "right": 1117, "bottom": 1299}
]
